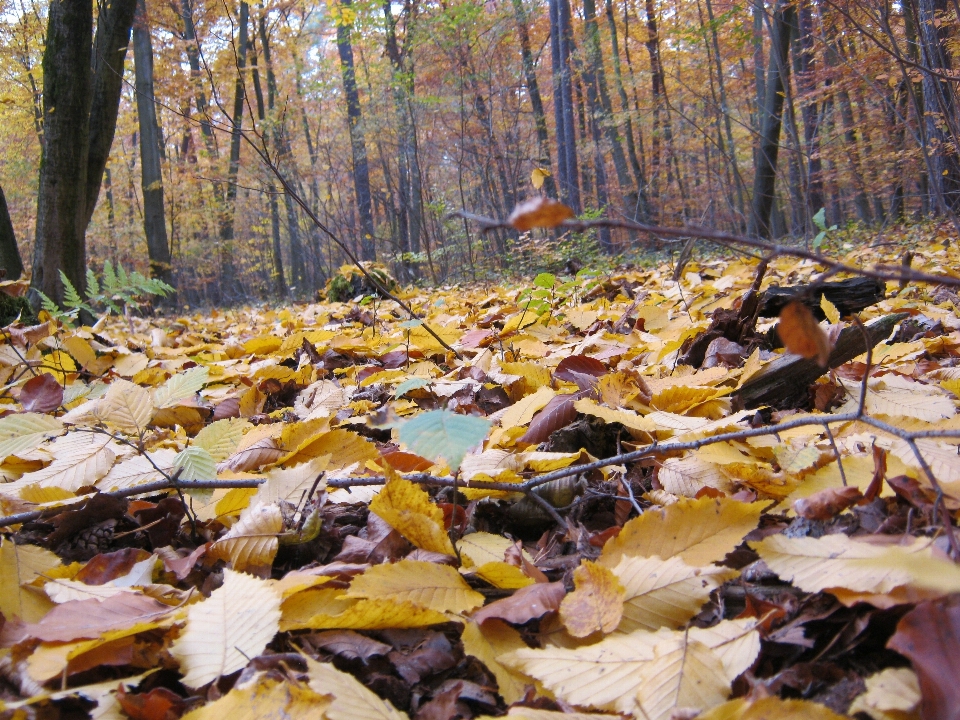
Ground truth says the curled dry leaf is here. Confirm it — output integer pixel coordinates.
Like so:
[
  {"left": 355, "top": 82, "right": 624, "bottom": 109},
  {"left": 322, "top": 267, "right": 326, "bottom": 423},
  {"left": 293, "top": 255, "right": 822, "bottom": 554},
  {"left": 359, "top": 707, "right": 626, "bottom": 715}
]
[
  {"left": 559, "top": 560, "right": 625, "bottom": 637},
  {"left": 209, "top": 502, "right": 283, "bottom": 576},
  {"left": 19, "top": 373, "right": 64, "bottom": 413},
  {"left": 793, "top": 485, "right": 863, "bottom": 520},
  {"left": 777, "top": 301, "right": 832, "bottom": 367},
  {"left": 507, "top": 197, "right": 576, "bottom": 231},
  {"left": 472, "top": 580, "right": 566, "bottom": 625}
]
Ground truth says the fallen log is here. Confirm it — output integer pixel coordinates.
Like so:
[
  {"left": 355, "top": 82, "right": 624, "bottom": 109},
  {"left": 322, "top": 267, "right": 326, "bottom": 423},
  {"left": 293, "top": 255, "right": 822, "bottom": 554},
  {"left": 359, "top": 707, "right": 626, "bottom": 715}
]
[
  {"left": 736, "top": 313, "right": 907, "bottom": 409},
  {"left": 758, "top": 277, "right": 885, "bottom": 318}
]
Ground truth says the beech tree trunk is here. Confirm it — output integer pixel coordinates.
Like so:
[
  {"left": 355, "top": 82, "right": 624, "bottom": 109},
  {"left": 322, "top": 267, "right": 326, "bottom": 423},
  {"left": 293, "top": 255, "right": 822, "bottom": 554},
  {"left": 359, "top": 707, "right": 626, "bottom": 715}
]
[
  {"left": 337, "top": 0, "right": 376, "bottom": 261},
  {"left": 748, "top": 0, "right": 795, "bottom": 239},
  {"left": 0, "top": 185, "right": 23, "bottom": 280},
  {"left": 31, "top": 0, "right": 137, "bottom": 306},
  {"left": 133, "top": 0, "right": 174, "bottom": 293}
]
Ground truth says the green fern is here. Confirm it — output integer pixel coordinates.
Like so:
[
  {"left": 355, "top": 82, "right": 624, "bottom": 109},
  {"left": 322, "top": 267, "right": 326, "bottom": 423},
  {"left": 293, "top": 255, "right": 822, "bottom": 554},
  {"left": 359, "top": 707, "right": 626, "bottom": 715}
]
[{"left": 43, "top": 263, "right": 174, "bottom": 326}]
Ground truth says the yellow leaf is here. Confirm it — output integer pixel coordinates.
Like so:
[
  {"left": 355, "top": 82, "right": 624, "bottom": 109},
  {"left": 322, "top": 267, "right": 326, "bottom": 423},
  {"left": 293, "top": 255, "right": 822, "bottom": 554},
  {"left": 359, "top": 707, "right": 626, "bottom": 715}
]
[
  {"left": 530, "top": 167, "right": 549, "bottom": 189},
  {"left": 618, "top": 554, "right": 737, "bottom": 632},
  {"left": 848, "top": 668, "right": 921, "bottom": 720},
  {"left": 560, "top": 560, "right": 625, "bottom": 637},
  {"left": 215, "top": 487, "right": 257, "bottom": 517},
  {"left": 6, "top": 432, "right": 116, "bottom": 493},
  {"left": 473, "top": 561, "right": 534, "bottom": 589},
  {"left": 96, "top": 379, "right": 154, "bottom": 433},
  {"left": 635, "top": 638, "right": 731, "bottom": 720},
  {"left": 209, "top": 503, "right": 283, "bottom": 575},
  {"left": 0, "top": 537, "right": 60, "bottom": 622},
  {"left": 281, "top": 587, "right": 355, "bottom": 630},
  {"left": 171, "top": 568, "right": 281, "bottom": 688},
  {"left": 820, "top": 295, "right": 841, "bottom": 324},
  {"left": 288, "top": 597, "right": 449, "bottom": 630},
  {"left": 500, "top": 386, "right": 556, "bottom": 430},
  {"left": 461, "top": 619, "right": 530, "bottom": 705},
  {"left": 304, "top": 655, "right": 409, "bottom": 720},
  {"left": 0, "top": 412, "right": 64, "bottom": 461},
  {"left": 458, "top": 531, "right": 530, "bottom": 567},
  {"left": 369, "top": 476, "right": 456, "bottom": 555},
  {"left": 194, "top": 418, "right": 252, "bottom": 461},
  {"left": 574, "top": 398, "right": 657, "bottom": 435},
  {"left": 600, "top": 496, "right": 765, "bottom": 568},
  {"left": 750, "top": 534, "right": 936, "bottom": 595},
  {"left": 254, "top": 456, "right": 330, "bottom": 506},
  {"left": 183, "top": 676, "right": 330, "bottom": 720},
  {"left": 504, "top": 619, "right": 759, "bottom": 714},
  {"left": 346, "top": 559, "right": 484, "bottom": 613},
  {"left": 696, "top": 697, "right": 848, "bottom": 720}
]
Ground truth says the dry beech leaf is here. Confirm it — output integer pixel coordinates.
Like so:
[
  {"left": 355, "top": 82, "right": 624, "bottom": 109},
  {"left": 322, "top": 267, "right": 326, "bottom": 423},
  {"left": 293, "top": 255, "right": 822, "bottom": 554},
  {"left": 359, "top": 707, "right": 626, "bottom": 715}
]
[
  {"left": 23, "top": 594, "right": 174, "bottom": 642},
  {"left": 171, "top": 568, "right": 281, "bottom": 688},
  {"left": 600, "top": 497, "right": 765, "bottom": 569},
  {"left": 696, "top": 697, "right": 849, "bottom": 719},
  {"left": 96, "top": 379, "right": 155, "bottom": 433},
  {"left": 368, "top": 476, "right": 456, "bottom": 556},
  {"left": 0, "top": 537, "right": 61, "bottom": 622},
  {"left": 750, "top": 534, "right": 940, "bottom": 596},
  {"left": 182, "top": 675, "right": 330, "bottom": 720},
  {"left": 507, "top": 197, "right": 575, "bottom": 231},
  {"left": 848, "top": 667, "right": 921, "bottom": 720},
  {"left": 613, "top": 555, "right": 738, "bottom": 632},
  {"left": 793, "top": 486, "right": 862, "bottom": 520},
  {"left": 472, "top": 581, "right": 566, "bottom": 625},
  {"left": 460, "top": 619, "right": 530, "bottom": 705},
  {"left": 0, "top": 412, "right": 64, "bottom": 462},
  {"left": 777, "top": 301, "right": 831, "bottom": 367},
  {"left": 10, "top": 432, "right": 116, "bottom": 493},
  {"left": 345, "top": 558, "right": 484, "bottom": 613},
  {"left": 559, "top": 560, "right": 625, "bottom": 637},
  {"left": 634, "top": 637, "right": 731, "bottom": 720},
  {"left": 305, "top": 655, "right": 409, "bottom": 720},
  {"left": 503, "top": 619, "right": 759, "bottom": 713},
  {"left": 284, "top": 596, "right": 448, "bottom": 631},
  {"left": 209, "top": 502, "right": 283, "bottom": 576}
]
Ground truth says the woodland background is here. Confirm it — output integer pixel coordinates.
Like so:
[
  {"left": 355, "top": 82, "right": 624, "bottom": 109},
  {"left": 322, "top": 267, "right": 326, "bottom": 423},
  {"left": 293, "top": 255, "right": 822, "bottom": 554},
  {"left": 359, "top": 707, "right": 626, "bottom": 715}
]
[{"left": 0, "top": 0, "right": 959, "bottom": 306}]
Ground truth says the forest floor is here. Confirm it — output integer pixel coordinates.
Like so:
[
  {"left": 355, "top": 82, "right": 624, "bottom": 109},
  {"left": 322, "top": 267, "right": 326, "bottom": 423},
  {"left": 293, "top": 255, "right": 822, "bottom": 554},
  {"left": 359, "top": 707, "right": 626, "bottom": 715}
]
[{"left": 1, "top": 228, "right": 960, "bottom": 720}]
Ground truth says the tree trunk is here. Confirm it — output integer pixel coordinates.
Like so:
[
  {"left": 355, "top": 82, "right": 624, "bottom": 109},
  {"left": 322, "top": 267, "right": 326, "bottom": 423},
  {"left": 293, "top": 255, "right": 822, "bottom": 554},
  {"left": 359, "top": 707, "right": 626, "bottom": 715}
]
[
  {"left": 180, "top": 0, "right": 216, "bottom": 155},
  {"left": 32, "top": 0, "right": 137, "bottom": 306},
  {"left": 0, "top": 185, "right": 23, "bottom": 280},
  {"left": 558, "top": 0, "right": 580, "bottom": 212},
  {"left": 918, "top": 0, "right": 960, "bottom": 213},
  {"left": 582, "top": 0, "right": 635, "bottom": 217},
  {"left": 218, "top": 0, "right": 249, "bottom": 297},
  {"left": 133, "top": 0, "right": 174, "bottom": 292},
  {"left": 249, "top": 24, "right": 286, "bottom": 298},
  {"left": 548, "top": 0, "right": 570, "bottom": 205},
  {"left": 32, "top": 0, "right": 93, "bottom": 305},
  {"left": 511, "top": 0, "right": 557, "bottom": 199},
  {"left": 604, "top": 0, "right": 650, "bottom": 220},
  {"left": 748, "top": 0, "right": 795, "bottom": 239},
  {"left": 337, "top": 0, "right": 376, "bottom": 261},
  {"left": 796, "top": 0, "right": 823, "bottom": 222}
]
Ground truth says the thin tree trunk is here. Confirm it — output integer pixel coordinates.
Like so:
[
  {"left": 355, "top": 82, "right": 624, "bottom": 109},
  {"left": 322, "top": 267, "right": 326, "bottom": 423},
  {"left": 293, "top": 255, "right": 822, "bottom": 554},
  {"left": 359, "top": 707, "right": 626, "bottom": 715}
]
[
  {"left": 249, "top": 22, "right": 286, "bottom": 298},
  {"left": 216, "top": 2, "right": 248, "bottom": 298},
  {"left": 748, "top": 0, "right": 795, "bottom": 238},
  {"left": 796, "top": 0, "right": 823, "bottom": 222},
  {"left": 0, "top": 185, "right": 23, "bottom": 280},
  {"left": 180, "top": 0, "right": 216, "bottom": 155},
  {"left": 583, "top": 0, "right": 635, "bottom": 216},
  {"left": 645, "top": 0, "right": 663, "bottom": 205},
  {"left": 549, "top": 0, "right": 570, "bottom": 204},
  {"left": 558, "top": 0, "right": 581, "bottom": 212},
  {"left": 511, "top": 0, "right": 557, "bottom": 199},
  {"left": 604, "top": 0, "right": 650, "bottom": 220},
  {"left": 336, "top": 0, "right": 376, "bottom": 261},
  {"left": 133, "top": 0, "right": 174, "bottom": 293}
]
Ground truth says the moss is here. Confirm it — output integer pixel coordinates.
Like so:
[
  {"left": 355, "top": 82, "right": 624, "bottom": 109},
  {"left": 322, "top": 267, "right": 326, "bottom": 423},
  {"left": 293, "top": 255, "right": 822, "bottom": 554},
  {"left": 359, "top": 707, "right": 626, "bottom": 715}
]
[
  {"left": 0, "top": 293, "right": 38, "bottom": 326},
  {"left": 321, "top": 263, "right": 398, "bottom": 303}
]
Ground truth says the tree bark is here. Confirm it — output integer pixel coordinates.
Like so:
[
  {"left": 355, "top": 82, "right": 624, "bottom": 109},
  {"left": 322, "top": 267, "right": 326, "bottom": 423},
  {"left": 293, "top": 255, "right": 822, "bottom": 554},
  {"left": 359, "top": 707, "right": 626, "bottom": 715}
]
[
  {"left": 795, "top": 0, "right": 823, "bottom": 222},
  {"left": 0, "top": 185, "right": 23, "bottom": 280},
  {"left": 548, "top": 0, "right": 570, "bottom": 205},
  {"left": 32, "top": 0, "right": 93, "bottom": 305},
  {"left": 748, "top": 0, "right": 795, "bottom": 239},
  {"left": 918, "top": 0, "right": 960, "bottom": 213},
  {"left": 511, "top": 0, "right": 557, "bottom": 199},
  {"left": 133, "top": 0, "right": 174, "bottom": 292},
  {"left": 218, "top": 0, "right": 249, "bottom": 297},
  {"left": 337, "top": 0, "right": 376, "bottom": 261},
  {"left": 558, "top": 0, "right": 580, "bottom": 212}
]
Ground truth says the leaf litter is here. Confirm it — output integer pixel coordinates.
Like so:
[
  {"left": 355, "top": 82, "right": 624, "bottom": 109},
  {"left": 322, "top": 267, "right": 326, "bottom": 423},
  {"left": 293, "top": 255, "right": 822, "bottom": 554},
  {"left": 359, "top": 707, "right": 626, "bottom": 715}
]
[{"left": 0, "top": 240, "right": 959, "bottom": 720}]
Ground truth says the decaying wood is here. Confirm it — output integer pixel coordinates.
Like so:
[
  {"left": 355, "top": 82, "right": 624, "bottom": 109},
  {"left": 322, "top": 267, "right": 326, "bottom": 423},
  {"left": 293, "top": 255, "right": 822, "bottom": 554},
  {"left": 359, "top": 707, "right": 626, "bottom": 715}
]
[
  {"left": 758, "top": 276, "right": 885, "bottom": 318},
  {"left": 736, "top": 312, "right": 907, "bottom": 408}
]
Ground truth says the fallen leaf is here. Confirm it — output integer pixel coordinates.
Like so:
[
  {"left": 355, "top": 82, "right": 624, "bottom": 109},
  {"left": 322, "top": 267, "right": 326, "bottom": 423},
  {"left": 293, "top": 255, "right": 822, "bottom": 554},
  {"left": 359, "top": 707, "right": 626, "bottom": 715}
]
[
  {"left": 559, "top": 560, "right": 625, "bottom": 637},
  {"left": 778, "top": 301, "right": 831, "bottom": 367},
  {"left": 472, "top": 581, "right": 565, "bottom": 624}
]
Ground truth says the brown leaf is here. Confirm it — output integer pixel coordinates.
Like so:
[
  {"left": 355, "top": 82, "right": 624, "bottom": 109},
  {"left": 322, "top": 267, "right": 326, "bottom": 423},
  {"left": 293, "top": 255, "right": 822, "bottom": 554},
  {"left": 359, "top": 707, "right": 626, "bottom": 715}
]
[
  {"left": 519, "top": 393, "right": 580, "bottom": 444},
  {"left": 888, "top": 596, "right": 960, "bottom": 720},
  {"left": 20, "top": 373, "right": 64, "bottom": 413},
  {"left": 472, "top": 581, "right": 566, "bottom": 624},
  {"left": 310, "top": 629, "right": 392, "bottom": 663},
  {"left": 793, "top": 486, "right": 863, "bottom": 520},
  {"left": 117, "top": 685, "right": 188, "bottom": 720},
  {"left": 778, "top": 301, "right": 831, "bottom": 367},
  {"left": 507, "top": 197, "right": 575, "bottom": 231},
  {"left": 861, "top": 444, "right": 886, "bottom": 504},
  {"left": 23, "top": 594, "right": 174, "bottom": 642},
  {"left": 75, "top": 547, "right": 153, "bottom": 585},
  {"left": 554, "top": 355, "right": 608, "bottom": 384}
]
